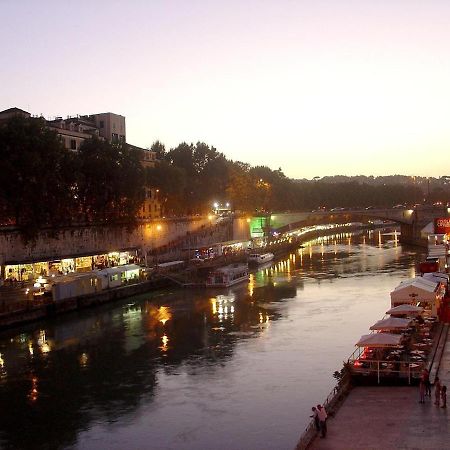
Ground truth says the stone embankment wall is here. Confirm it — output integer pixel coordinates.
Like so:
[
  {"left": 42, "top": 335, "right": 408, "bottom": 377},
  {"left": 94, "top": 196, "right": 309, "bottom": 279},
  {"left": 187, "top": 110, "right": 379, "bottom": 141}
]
[{"left": 0, "top": 218, "right": 232, "bottom": 265}]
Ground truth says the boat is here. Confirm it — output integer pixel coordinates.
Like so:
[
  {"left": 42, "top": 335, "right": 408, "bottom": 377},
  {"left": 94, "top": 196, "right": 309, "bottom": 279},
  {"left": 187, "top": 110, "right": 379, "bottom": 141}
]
[
  {"left": 205, "top": 264, "right": 249, "bottom": 287},
  {"left": 248, "top": 252, "right": 274, "bottom": 265}
]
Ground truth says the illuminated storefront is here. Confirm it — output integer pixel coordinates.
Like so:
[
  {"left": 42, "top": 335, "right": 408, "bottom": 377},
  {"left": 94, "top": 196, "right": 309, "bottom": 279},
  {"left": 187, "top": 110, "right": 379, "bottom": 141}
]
[{"left": 2, "top": 250, "right": 139, "bottom": 282}]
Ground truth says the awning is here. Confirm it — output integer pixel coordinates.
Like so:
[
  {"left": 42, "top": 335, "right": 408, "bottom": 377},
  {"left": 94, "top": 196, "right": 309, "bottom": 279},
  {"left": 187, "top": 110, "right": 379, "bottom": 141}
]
[
  {"left": 356, "top": 333, "right": 403, "bottom": 348},
  {"left": 386, "top": 304, "right": 424, "bottom": 315},
  {"left": 369, "top": 317, "right": 412, "bottom": 331}
]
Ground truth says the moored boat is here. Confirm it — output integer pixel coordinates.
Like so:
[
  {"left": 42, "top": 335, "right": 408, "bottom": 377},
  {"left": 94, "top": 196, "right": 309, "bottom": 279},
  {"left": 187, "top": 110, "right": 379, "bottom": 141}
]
[
  {"left": 248, "top": 252, "right": 274, "bottom": 265},
  {"left": 205, "top": 264, "right": 249, "bottom": 287}
]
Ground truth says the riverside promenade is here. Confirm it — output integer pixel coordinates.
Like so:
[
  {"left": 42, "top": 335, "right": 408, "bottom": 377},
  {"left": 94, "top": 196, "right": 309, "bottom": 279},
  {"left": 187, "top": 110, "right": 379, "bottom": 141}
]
[{"left": 309, "top": 329, "right": 450, "bottom": 450}]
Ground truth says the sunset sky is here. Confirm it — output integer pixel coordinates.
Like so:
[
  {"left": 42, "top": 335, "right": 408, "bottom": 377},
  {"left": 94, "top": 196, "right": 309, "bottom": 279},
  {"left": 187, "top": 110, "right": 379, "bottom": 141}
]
[{"left": 2, "top": 0, "right": 450, "bottom": 179}]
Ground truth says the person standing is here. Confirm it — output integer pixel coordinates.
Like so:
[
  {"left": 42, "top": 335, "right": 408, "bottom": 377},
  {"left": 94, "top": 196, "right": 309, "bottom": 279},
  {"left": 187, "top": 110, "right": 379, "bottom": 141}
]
[
  {"left": 441, "top": 385, "right": 447, "bottom": 408},
  {"left": 423, "top": 368, "right": 432, "bottom": 397},
  {"left": 434, "top": 376, "right": 441, "bottom": 406},
  {"left": 419, "top": 378, "right": 426, "bottom": 404},
  {"left": 317, "top": 404, "right": 328, "bottom": 438},
  {"left": 310, "top": 407, "right": 320, "bottom": 432}
]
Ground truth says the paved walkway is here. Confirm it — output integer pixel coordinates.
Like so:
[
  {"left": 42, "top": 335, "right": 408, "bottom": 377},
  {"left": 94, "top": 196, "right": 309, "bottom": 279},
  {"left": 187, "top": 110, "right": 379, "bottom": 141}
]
[{"left": 310, "top": 336, "right": 450, "bottom": 450}]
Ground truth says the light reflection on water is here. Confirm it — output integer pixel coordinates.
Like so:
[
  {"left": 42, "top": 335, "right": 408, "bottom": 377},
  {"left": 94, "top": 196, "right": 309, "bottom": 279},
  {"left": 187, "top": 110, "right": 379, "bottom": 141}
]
[{"left": 0, "top": 229, "right": 425, "bottom": 450}]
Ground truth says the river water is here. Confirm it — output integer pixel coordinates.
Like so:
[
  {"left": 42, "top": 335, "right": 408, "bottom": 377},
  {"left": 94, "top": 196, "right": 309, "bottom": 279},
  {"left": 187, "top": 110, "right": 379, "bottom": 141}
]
[{"left": 0, "top": 229, "right": 425, "bottom": 450}]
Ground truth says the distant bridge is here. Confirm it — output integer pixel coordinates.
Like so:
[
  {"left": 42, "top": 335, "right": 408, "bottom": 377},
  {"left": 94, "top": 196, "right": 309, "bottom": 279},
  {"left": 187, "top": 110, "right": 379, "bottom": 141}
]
[{"left": 252, "top": 206, "right": 450, "bottom": 246}]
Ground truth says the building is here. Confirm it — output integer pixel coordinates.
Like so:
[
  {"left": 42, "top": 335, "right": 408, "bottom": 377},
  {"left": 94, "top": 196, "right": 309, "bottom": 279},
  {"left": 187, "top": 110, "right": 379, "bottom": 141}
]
[
  {"left": 0, "top": 107, "right": 31, "bottom": 124},
  {"left": 46, "top": 112, "right": 125, "bottom": 150},
  {"left": 46, "top": 116, "right": 101, "bottom": 151},
  {"left": 130, "top": 145, "right": 161, "bottom": 220}
]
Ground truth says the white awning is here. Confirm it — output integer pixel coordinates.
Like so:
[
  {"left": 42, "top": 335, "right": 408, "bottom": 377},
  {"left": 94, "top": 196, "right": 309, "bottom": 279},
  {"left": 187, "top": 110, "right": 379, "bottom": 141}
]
[
  {"left": 370, "top": 317, "right": 412, "bottom": 331},
  {"left": 356, "top": 333, "right": 403, "bottom": 348}
]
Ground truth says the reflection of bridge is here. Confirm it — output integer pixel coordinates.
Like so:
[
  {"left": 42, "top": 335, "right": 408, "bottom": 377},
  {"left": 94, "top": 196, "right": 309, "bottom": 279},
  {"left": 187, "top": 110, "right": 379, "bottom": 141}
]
[{"left": 259, "top": 206, "right": 450, "bottom": 245}]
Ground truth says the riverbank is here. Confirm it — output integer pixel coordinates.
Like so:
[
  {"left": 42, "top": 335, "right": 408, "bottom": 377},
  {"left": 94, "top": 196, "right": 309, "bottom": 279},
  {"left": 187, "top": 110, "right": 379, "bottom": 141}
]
[{"left": 0, "top": 222, "right": 396, "bottom": 331}]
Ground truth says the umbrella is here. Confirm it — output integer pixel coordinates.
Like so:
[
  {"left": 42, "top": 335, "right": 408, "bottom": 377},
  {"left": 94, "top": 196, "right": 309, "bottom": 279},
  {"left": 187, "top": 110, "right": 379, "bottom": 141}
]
[
  {"left": 356, "top": 333, "right": 402, "bottom": 348},
  {"left": 386, "top": 304, "right": 423, "bottom": 315},
  {"left": 370, "top": 317, "right": 412, "bottom": 331}
]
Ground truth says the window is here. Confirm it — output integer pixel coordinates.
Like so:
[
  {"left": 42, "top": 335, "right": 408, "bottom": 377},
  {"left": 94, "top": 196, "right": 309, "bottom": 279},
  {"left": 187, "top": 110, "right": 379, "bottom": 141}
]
[
  {"left": 99, "top": 120, "right": 104, "bottom": 128},
  {"left": 70, "top": 139, "right": 77, "bottom": 150}
]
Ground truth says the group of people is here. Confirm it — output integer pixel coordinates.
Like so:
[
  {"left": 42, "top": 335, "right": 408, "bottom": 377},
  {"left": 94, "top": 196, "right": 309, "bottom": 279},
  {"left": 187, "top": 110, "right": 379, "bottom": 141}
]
[
  {"left": 311, "top": 404, "right": 328, "bottom": 438},
  {"left": 419, "top": 368, "right": 446, "bottom": 408}
]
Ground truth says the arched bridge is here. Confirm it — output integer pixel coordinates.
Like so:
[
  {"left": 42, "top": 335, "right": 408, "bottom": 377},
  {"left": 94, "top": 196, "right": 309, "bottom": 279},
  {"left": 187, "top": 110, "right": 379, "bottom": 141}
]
[{"left": 252, "top": 206, "right": 450, "bottom": 245}]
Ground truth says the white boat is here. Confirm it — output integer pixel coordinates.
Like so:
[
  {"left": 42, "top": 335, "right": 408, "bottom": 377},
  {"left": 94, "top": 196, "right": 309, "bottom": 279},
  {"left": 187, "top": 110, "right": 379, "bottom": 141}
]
[
  {"left": 205, "top": 264, "right": 249, "bottom": 287},
  {"left": 248, "top": 252, "right": 274, "bottom": 265}
]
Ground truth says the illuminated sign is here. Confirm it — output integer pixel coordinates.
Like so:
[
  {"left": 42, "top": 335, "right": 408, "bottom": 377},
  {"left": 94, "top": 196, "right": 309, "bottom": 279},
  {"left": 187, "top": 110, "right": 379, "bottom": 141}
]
[{"left": 435, "top": 218, "right": 450, "bottom": 234}]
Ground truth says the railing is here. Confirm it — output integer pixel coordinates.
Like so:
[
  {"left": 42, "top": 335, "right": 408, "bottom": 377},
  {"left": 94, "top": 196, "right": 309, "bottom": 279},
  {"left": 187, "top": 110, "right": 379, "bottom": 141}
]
[
  {"left": 349, "top": 359, "right": 425, "bottom": 384},
  {"left": 295, "top": 372, "right": 352, "bottom": 450}
]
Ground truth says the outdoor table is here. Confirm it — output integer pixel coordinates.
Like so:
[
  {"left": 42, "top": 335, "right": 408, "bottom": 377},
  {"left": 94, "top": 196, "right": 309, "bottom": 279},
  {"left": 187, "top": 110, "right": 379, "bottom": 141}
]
[{"left": 381, "top": 362, "right": 394, "bottom": 369}]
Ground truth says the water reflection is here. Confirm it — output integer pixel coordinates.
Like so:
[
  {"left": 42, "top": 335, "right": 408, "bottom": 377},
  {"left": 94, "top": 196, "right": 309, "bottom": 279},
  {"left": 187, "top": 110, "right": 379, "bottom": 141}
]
[{"left": 0, "top": 228, "right": 425, "bottom": 450}]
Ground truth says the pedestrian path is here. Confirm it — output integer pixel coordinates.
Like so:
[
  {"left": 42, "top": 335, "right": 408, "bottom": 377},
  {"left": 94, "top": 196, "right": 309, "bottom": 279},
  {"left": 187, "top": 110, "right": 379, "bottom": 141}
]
[
  {"left": 436, "top": 331, "right": 450, "bottom": 388},
  {"left": 309, "top": 332, "right": 450, "bottom": 450}
]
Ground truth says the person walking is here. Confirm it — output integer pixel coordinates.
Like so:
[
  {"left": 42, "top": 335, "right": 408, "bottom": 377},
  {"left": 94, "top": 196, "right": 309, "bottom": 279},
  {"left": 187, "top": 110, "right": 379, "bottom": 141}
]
[
  {"left": 317, "top": 404, "right": 328, "bottom": 438},
  {"left": 441, "top": 385, "right": 447, "bottom": 408},
  {"left": 434, "top": 376, "right": 441, "bottom": 406},
  {"left": 310, "top": 407, "right": 320, "bottom": 433}
]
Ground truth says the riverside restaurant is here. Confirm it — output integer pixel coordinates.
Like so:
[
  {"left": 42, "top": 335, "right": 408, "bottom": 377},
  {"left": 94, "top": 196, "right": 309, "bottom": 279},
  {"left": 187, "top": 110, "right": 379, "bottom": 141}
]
[{"left": 348, "top": 307, "right": 437, "bottom": 384}]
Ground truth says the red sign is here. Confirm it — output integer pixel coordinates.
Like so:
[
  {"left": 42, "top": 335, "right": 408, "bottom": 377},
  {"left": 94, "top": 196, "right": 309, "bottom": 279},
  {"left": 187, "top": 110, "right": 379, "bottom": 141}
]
[{"left": 435, "top": 218, "right": 450, "bottom": 234}]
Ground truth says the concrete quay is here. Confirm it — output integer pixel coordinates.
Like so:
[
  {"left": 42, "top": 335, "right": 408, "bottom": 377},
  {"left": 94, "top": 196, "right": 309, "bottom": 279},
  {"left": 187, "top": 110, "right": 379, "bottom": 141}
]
[{"left": 308, "top": 329, "right": 450, "bottom": 450}]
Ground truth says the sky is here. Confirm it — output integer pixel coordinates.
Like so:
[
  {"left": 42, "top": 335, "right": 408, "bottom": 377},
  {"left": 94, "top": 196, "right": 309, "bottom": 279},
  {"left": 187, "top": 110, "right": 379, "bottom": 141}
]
[{"left": 1, "top": 0, "right": 450, "bottom": 179}]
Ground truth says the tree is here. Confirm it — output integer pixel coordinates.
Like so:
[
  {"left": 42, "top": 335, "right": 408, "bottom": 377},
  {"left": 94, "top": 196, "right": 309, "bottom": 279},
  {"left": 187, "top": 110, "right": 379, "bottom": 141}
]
[
  {"left": 150, "top": 140, "right": 166, "bottom": 159},
  {"left": 0, "top": 115, "right": 76, "bottom": 239},
  {"left": 75, "top": 139, "right": 144, "bottom": 223},
  {"left": 145, "top": 161, "right": 186, "bottom": 215}
]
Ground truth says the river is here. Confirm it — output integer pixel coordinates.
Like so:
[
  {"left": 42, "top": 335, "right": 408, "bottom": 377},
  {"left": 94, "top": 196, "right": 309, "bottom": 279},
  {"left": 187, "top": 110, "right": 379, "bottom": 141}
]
[{"left": 0, "top": 228, "right": 425, "bottom": 450}]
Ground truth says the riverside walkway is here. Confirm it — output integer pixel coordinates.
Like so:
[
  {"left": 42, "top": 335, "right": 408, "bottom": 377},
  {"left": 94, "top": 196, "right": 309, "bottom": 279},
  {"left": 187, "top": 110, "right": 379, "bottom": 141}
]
[{"left": 309, "top": 330, "right": 450, "bottom": 450}]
